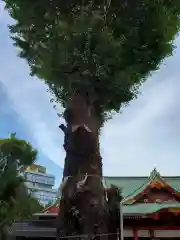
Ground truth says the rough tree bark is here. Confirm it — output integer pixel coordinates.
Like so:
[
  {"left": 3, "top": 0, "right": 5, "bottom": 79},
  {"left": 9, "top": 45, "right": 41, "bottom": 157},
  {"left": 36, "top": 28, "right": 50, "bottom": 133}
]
[{"left": 56, "top": 92, "right": 109, "bottom": 240}]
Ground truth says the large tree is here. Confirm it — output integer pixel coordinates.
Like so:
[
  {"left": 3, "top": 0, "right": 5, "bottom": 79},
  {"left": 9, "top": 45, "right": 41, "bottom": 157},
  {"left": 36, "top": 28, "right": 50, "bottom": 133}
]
[
  {"left": 4, "top": 0, "right": 180, "bottom": 238},
  {"left": 0, "top": 134, "right": 41, "bottom": 239}
]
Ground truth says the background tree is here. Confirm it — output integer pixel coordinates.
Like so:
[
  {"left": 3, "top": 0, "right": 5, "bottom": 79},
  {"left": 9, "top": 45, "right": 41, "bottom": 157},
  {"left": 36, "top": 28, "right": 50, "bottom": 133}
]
[
  {"left": 0, "top": 134, "right": 42, "bottom": 239},
  {"left": 4, "top": 0, "right": 180, "bottom": 238}
]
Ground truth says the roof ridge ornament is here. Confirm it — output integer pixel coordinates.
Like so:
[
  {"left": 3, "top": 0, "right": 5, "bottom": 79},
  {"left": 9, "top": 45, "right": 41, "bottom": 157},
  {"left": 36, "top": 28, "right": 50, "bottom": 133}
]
[{"left": 150, "top": 167, "right": 161, "bottom": 180}]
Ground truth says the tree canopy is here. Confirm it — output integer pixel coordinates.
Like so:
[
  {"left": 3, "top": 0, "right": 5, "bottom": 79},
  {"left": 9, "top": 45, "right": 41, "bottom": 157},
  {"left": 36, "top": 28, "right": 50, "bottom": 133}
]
[
  {"left": 0, "top": 134, "right": 41, "bottom": 239},
  {"left": 4, "top": 0, "right": 180, "bottom": 120},
  {"left": 0, "top": 133, "right": 37, "bottom": 171}
]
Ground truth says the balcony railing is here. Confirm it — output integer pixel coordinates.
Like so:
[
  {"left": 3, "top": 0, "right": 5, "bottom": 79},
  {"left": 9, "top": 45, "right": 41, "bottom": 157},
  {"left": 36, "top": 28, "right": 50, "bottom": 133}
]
[{"left": 10, "top": 220, "right": 57, "bottom": 237}]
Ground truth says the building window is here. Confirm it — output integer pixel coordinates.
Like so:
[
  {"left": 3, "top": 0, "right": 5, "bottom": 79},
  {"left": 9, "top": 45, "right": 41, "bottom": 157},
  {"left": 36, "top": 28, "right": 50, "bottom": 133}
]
[
  {"left": 33, "top": 190, "right": 57, "bottom": 202},
  {"left": 25, "top": 173, "right": 33, "bottom": 181},
  {"left": 25, "top": 172, "right": 55, "bottom": 188},
  {"left": 46, "top": 178, "right": 54, "bottom": 185}
]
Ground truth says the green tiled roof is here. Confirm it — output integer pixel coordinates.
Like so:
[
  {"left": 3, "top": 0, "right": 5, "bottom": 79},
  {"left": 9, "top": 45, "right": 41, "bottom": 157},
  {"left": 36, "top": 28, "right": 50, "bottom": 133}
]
[
  {"left": 166, "top": 178, "right": 180, "bottom": 192},
  {"left": 104, "top": 168, "right": 180, "bottom": 200},
  {"left": 103, "top": 169, "right": 180, "bottom": 216},
  {"left": 104, "top": 176, "right": 148, "bottom": 198},
  {"left": 123, "top": 202, "right": 180, "bottom": 215}
]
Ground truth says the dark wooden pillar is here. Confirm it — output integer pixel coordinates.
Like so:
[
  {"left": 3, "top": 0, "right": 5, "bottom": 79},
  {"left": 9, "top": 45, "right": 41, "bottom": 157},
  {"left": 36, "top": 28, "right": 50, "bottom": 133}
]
[
  {"left": 149, "top": 229, "right": 155, "bottom": 239},
  {"left": 133, "top": 229, "right": 138, "bottom": 240}
]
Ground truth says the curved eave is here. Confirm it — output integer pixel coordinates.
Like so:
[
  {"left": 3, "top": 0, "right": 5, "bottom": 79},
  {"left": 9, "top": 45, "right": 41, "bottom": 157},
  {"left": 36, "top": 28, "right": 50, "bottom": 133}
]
[
  {"left": 33, "top": 212, "right": 58, "bottom": 216},
  {"left": 123, "top": 176, "right": 180, "bottom": 204},
  {"left": 41, "top": 203, "right": 60, "bottom": 214}
]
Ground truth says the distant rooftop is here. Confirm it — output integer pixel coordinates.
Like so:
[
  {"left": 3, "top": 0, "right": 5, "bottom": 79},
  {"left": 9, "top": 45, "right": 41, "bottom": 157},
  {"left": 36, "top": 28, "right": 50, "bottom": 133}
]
[
  {"left": 104, "top": 168, "right": 180, "bottom": 199},
  {"left": 25, "top": 164, "right": 46, "bottom": 174}
]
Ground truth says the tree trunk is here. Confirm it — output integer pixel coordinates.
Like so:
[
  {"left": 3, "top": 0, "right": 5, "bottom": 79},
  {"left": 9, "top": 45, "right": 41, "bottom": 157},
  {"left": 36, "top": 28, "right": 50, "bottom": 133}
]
[{"left": 56, "top": 93, "right": 108, "bottom": 240}]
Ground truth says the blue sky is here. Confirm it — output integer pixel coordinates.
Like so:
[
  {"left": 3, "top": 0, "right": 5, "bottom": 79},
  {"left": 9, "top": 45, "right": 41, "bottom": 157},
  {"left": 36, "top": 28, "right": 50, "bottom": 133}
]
[{"left": 1, "top": 2, "right": 180, "bottom": 188}]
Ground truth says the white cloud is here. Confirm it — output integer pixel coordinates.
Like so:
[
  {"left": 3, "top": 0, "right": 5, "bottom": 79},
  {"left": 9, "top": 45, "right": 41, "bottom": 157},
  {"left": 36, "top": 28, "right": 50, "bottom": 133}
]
[
  {"left": 1, "top": 74, "right": 65, "bottom": 166},
  {"left": 0, "top": 64, "right": 65, "bottom": 166},
  {"left": 0, "top": 1, "right": 5, "bottom": 17},
  {"left": 1, "top": 11, "right": 180, "bottom": 177},
  {"left": 0, "top": 12, "right": 65, "bottom": 167},
  {"left": 101, "top": 42, "right": 180, "bottom": 176}
]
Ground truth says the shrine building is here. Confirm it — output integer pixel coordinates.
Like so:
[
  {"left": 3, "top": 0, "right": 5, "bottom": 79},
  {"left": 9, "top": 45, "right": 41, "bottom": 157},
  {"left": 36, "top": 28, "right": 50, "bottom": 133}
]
[{"left": 11, "top": 168, "right": 180, "bottom": 240}]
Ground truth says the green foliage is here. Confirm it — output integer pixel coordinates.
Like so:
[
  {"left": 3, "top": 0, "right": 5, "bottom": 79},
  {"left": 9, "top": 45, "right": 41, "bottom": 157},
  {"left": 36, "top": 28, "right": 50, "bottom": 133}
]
[
  {"left": 14, "top": 187, "right": 44, "bottom": 220},
  {"left": 0, "top": 134, "right": 40, "bottom": 237},
  {"left": 0, "top": 133, "right": 37, "bottom": 171},
  {"left": 4, "top": 0, "right": 180, "bottom": 120}
]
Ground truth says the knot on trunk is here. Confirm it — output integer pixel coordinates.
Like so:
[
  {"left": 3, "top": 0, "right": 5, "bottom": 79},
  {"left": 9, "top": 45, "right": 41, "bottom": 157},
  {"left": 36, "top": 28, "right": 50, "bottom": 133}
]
[
  {"left": 60, "top": 124, "right": 95, "bottom": 154},
  {"left": 59, "top": 107, "right": 97, "bottom": 157},
  {"left": 61, "top": 175, "right": 103, "bottom": 200},
  {"left": 60, "top": 105, "right": 100, "bottom": 176},
  {"left": 70, "top": 126, "right": 96, "bottom": 156}
]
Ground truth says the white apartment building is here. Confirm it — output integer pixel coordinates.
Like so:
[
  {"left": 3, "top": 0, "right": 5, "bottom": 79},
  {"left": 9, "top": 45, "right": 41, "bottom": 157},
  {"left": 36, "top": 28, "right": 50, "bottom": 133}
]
[{"left": 24, "top": 164, "right": 58, "bottom": 206}]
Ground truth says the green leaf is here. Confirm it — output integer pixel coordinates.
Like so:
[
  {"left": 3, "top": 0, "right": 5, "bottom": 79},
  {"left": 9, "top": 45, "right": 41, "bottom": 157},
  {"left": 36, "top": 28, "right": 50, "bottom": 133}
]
[
  {"left": 0, "top": 134, "right": 41, "bottom": 230},
  {"left": 3, "top": 0, "right": 180, "bottom": 121}
]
